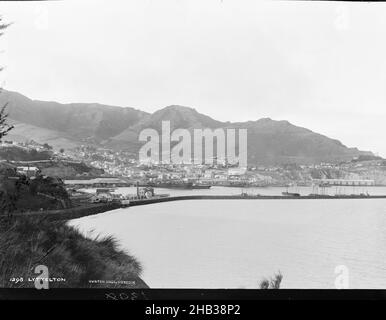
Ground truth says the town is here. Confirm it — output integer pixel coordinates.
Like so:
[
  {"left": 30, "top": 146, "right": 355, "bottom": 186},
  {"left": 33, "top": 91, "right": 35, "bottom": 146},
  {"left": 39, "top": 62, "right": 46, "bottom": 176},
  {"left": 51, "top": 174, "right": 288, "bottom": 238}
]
[{"left": 1, "top": 139, "right": 386, "bottom": 189}]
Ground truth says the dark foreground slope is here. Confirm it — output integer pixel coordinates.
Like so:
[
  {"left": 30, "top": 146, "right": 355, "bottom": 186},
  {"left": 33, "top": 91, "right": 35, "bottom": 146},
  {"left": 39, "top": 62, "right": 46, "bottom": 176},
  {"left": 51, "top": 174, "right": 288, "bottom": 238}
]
[{"left": 0, "top": 216, "right": 148, "bottom": 288}]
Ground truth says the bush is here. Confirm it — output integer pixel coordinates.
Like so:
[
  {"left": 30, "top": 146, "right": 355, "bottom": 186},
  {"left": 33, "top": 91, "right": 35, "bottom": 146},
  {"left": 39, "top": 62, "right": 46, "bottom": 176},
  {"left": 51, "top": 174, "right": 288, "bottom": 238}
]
[
  {"left": 0, "top": 171, "right": 71, "bottom": 213},
  {"left": 259, "top": 271, "right": 283, "bottom": 289}
]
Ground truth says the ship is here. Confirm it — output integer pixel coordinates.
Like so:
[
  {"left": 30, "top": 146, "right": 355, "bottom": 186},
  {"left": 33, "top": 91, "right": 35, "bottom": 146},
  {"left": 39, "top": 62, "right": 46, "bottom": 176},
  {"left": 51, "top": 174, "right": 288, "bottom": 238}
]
[
  {"left": 220, "top": 181, "right": 252, "bottom": 188},
  {"left": 318, "top": 182, "right": 332, "bottom": 188},
  {"left": 191, "top": 183, "right": 212, "bottom": 189},
  {"left": 144, "top": 181, "right": 211, "bottom": 190},
  {"left": 282, "top": 191, "right": 301, "bottom": 197},
  {"left": 282, "top": 184, "right": 300, "bottom": 197}
]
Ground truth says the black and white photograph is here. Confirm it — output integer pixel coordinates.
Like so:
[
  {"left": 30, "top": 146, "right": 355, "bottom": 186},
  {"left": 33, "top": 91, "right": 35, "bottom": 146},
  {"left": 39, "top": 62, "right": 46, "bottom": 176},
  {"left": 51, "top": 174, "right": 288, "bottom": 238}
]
[{"left": 0, "top": 0, "right": 386, "bottom": 305}]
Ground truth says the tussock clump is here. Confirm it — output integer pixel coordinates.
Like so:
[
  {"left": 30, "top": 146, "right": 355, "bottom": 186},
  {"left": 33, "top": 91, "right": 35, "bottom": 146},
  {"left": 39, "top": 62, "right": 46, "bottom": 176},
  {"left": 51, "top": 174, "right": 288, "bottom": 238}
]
[
  {"left": 259, "top": 271, "right": 283, "bottom": 289},
  {"left": 0, "top": 216, "right": 148, "bottom": 288}
]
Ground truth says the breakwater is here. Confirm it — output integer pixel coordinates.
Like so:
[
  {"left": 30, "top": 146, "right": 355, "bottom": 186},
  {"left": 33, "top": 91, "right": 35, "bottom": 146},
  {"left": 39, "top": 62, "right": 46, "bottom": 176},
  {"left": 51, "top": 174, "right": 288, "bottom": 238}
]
[
  {"left": 126, "top": 194, "right": 386, "bottom": 207},
  {"left": 4, "top": 194, "right": 386, "bottom": 221}
]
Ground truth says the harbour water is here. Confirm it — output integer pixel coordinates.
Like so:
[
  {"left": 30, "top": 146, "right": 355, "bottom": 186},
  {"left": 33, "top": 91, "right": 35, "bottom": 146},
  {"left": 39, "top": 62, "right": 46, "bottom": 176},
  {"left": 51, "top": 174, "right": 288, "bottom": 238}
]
[{"left": 70, "top": 186, "right": 386, "bottom": 289}]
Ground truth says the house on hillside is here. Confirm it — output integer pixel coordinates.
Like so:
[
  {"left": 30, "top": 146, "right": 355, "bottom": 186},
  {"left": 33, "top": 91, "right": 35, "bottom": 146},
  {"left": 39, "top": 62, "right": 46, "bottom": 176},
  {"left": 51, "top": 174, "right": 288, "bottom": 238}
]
[{"left": 16, "top": 166, "right": 40, "bottom": 177}]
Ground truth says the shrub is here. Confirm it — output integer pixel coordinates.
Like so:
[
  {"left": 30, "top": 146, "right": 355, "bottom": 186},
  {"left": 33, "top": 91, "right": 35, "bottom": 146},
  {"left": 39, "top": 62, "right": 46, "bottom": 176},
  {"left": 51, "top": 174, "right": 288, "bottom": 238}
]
[{"left": 259, "top": 271, "right": 283, "bottom": 289}]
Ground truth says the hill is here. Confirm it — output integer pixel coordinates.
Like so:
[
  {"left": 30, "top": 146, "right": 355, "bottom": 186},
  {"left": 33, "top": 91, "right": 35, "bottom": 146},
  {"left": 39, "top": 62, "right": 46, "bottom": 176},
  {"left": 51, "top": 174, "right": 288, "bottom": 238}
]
[
  {"left": 0, "top": 90, "right": 373, "bottom": 165},
  {"left": 108, "top": 106, "right": 372, "bottom": 164},
  {"left": 0, "top": 89, "right": 148, "bottom": 146}
]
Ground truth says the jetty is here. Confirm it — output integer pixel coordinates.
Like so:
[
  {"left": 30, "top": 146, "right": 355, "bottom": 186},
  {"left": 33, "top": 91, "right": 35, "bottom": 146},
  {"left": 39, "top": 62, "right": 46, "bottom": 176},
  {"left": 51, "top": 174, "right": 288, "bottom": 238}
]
[{"left": 125, "top": 194, "right": 386, "bottom": 207}]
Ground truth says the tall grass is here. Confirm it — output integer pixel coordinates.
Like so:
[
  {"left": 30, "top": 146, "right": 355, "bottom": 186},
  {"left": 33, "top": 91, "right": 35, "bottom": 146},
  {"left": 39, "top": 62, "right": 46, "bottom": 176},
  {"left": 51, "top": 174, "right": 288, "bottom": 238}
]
[
  {"left": 259, "top": 271, "right": 283, "bottom": 289},
  {"left": 0, "top": 216, "right": 148, "bottom": 288}
]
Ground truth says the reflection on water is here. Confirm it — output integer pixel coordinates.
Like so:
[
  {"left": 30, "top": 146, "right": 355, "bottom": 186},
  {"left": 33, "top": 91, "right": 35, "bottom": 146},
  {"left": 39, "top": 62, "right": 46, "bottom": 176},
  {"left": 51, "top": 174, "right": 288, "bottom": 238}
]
[{"left": 70, "top": 187, "right": 386, "bottom": 289}]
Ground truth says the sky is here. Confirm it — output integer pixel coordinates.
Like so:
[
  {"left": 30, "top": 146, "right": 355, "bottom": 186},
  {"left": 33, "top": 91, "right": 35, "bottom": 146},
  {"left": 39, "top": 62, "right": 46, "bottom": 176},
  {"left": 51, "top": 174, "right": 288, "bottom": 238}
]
[{"left": 0, "top": 0, "right": 386, "bottom": 156}]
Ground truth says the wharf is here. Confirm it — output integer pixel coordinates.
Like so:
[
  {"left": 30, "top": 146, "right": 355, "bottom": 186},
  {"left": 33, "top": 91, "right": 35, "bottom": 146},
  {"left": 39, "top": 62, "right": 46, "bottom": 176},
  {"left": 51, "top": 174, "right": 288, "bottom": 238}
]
[{"left": 125, "top": 194, "right": 386, "bottom": 207}]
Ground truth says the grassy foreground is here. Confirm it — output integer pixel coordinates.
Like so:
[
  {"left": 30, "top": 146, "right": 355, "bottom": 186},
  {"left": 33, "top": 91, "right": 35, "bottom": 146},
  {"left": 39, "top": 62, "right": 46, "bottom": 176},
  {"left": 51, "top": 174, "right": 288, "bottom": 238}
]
[{"left": 0, "top": 216, "right": 148, "bottom": 288}]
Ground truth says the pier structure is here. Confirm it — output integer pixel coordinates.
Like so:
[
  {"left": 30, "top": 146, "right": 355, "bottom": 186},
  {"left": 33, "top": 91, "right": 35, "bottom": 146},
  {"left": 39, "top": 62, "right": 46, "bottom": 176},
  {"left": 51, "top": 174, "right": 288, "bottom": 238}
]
[
  {"left": 64, "top": 177, "right": 130, "bottom": 188},
  {"left": 312, "top": 179, "right": 375, "bottom": 187}
]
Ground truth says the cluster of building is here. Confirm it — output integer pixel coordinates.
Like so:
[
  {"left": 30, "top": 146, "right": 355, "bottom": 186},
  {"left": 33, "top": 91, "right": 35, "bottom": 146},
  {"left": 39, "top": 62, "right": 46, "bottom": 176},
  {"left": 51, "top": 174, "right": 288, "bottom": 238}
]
[
  {"left": 70, "top": 150, "right": 386, "bottom": 187},
  {"left": 0, "top": 140, "right": 52, "bottom": 152},
  {"left": 82, "top": 152, "right": 386, "bottom": 187},
  {"left": 3, "top": 141, "right": 386, "bottom": 187}
]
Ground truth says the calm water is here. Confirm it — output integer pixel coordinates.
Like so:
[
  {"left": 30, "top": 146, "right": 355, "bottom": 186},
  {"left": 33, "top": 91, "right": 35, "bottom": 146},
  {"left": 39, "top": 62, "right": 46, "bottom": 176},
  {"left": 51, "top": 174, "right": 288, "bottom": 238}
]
[{"left": 70, "top": 187, "right": 386, "bottom": 289}]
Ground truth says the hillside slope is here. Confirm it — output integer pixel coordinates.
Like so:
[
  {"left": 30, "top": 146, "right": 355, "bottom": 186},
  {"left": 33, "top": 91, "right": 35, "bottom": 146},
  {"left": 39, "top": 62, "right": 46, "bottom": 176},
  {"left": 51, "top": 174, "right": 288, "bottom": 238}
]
[
  {"left": 0, "top": 90, "right": 373, "bottom": 164},
  {"left": 0, "top": 90, "right": 148, "bottom": 144}
]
